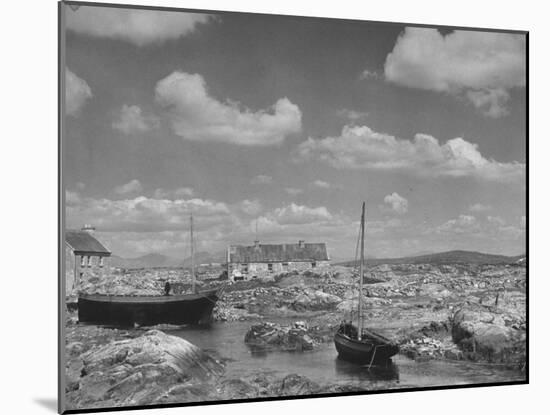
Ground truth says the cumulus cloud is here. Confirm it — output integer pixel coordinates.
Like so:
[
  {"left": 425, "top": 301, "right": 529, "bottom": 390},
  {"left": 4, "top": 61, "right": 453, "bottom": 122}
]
[
  {"left": 239, "top": 199, "right": 263, "bottom": 216},
  {"left": 312, "top": 180, "right": 331, "bottom": 189},
  {"left": 433, "top": 213, "right": 525, "bottom": 240},
  {"left": 381, "top": 192, "right": 409, "bottom": 215},
  {"left": 153, "top": 187, "right": 195, "bottom": 199},
  {"left": 66, "top": 7, "right": 214, "bottom": 46},
  {"left": 469, "top": 203, "right": 492, "bottom": 212},
  {"left": 436, "top": 214, "right": 479, "bottom": 234},
  {"left": 384, "top": 28, "right": 526, "bottom": 117},
  {"left": 251, "top": 175, "right": 273, "bottom": 185},
  {"left": 285, "top": 187, "right": 303, "bottom": 196},
  {"left": 359, "top": 70, "right": 380, "bottom": 80},
  {"left": 337, "top": 109, "right": 369, "bottom": 121},
  {"left": 295, "top": 124, "right": 525, "bottom": 182},
  {"left": 67, "top": 194, "right": 232, "bottom": 233},
  {"left": 66, "top": 68, "right": 92, "bottom": 116},
  {"left": 114, "top": 179, "right": 143, "bottom": 195},
  {"left": 113, "top": 104, "right": 159, "bottom": 134},
  {"left": 155, "top": 72, "right": 302, "bottom": 146}
]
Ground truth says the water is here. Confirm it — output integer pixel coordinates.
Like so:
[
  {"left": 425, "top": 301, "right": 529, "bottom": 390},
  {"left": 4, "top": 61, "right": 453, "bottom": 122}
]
[{"left": 171, "top": 319, "right": 525, "bottom": 390}]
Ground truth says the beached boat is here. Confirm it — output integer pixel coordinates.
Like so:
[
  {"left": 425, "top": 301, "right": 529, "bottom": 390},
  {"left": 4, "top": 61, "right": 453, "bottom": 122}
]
[
  {"left": 78, "top": 214, "right": 221, "bottom": 326},
  {"left": 78, "top": 289, "right": 220, "bottom": 326},
  {"left": 333, "top": 202, "right": 399, "bottom": 364}
]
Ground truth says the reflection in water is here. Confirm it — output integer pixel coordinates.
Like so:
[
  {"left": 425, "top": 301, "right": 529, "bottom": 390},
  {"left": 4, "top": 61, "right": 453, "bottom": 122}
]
[
  {"left": 172, "top": 320, "right": 523, "bottom": 389},
  {"left": 334, "top": 357, "right": 400, "bottom": 382}
]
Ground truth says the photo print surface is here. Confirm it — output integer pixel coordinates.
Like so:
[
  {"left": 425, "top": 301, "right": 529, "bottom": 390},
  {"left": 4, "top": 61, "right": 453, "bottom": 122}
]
[{"left": 60, "top": 1, "right": 527, "bottom": 413}]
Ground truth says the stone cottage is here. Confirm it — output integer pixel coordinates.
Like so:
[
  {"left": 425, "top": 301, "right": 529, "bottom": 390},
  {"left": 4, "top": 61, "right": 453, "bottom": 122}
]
[
  {"left": 227, "top": 240, "right": 330, "bottom": 281},
  {"left": 65, "top": 225, "right": 111, "bottom": 296}
]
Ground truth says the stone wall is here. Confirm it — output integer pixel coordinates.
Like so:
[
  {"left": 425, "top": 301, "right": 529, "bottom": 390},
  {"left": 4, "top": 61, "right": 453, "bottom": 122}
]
[
  {"left": 229, "top": 260, "right": 330, "bottom": 281},
  {"left": 65, "top": 244, "right": 110, "bottom": 296}
]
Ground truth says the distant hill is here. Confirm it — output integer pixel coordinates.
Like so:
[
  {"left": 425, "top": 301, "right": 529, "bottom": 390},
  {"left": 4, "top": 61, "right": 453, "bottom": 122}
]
[
  {"left": 336, "top": 250, "right": 525, "bottom": 267},
  {"left": 110, "top": 251, "right": 226, "bottom": 269}
]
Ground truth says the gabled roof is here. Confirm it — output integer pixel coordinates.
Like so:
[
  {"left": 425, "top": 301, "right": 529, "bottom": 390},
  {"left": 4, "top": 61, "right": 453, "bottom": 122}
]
[
  {"left": 229, "top": 242, "right": 329, "bottom": 263},
  {"left": 65, "top": 230, "right": 111, "bottom": 256}
]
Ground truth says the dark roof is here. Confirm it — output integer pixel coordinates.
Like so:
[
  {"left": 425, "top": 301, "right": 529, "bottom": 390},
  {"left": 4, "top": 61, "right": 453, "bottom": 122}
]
[
  {"left": 65, "top": 230, "right": 111, "bottom": 256},
  {"left": 229, "top": 242, "right": 329, "bottom": 263}
]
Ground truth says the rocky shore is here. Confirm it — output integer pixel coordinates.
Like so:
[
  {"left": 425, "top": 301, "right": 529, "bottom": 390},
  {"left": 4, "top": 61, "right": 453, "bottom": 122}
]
[{"left": 66, "top": 261, "right": 526, "bottom": 409}]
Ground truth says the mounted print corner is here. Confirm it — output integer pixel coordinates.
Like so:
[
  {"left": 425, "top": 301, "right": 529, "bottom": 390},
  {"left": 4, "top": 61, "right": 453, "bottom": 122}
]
[{"left": 59, "top": 1, "right": 528, "bottom": 413}]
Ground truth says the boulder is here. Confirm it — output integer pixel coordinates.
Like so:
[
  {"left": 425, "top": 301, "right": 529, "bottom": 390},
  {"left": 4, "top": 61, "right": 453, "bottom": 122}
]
[
  {"left": 451, "top": 305, "right": 526, "bottom": 364},
  {"left": 291, "top": 289, "right": 342, "bottom": 311},
  {"left": 68, "top": 330, "right": 223, "bottom": 408},
  {"left": 271, "top": 374, "right": 320, "bottom": 396},
  {"left": 244, "top": 322, "right": 316, "bottom": 351}
]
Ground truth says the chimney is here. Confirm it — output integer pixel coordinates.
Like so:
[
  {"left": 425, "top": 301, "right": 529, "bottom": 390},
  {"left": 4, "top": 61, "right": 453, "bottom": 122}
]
[
  {"left": 298, "top": 240, "right": 305, "bottom": 248},
  {"left": 81, "top": 224, "right": 95, "bottom": 234}
]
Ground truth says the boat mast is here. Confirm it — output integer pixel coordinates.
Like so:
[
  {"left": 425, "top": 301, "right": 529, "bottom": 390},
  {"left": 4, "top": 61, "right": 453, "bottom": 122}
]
[
  {"left": 190, "top": 214, "right": 195, "bottom": 293},
  {"left": 358, "top": 201, "right": 366, "bottom": 340}
]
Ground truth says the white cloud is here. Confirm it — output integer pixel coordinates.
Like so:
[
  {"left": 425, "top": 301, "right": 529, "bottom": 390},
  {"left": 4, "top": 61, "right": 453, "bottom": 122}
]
[
  {"left": 258, "top": 203, "right": 335, "bottom": 228},
  {"left": 337, "top": 109, "right": 369, "bottom": 121},
  {"left": 285, "top": 187, "right": 303, "bottom": 196},
  {"left": 312, "top": 180, "right": 331, "bottom": 189},
  {"left": 153, "top": 187, "right": 194, "bottom": 199},
  {"left": 66, "top": 68, "right": 92, "bottom": 116},
  {"left": 469, "top": 203, "right": 492, "bottom": 212},
  {"left": 113, "top": 104, "right": 159, "bottom": 134},
  {"left": 251, "top": 175, "right": 273, "bottom": 184},
  {"left": 433, "top": 213, "right": 525, "bottom": 240},
  {"left": 66, "top": 7, "right": 214, "bottom": 46},
  {"left": 66, "top": 190, "right": 81, "bottom": 205},
  {"left": 384, "top": 28, "right": 525, "bottom": 117},
  {"left": 465, "top": 88, "right": 510, "bottom": 118},
  {"left": 295, "top": 124, "right": 525, "bottom": 182},
  {"left": 436, "top": 214, "right": 479, "bottom": 234},
  {"left": 114, "top": 179, "right": 143, "bottom": 195},
  {"left": 381, "top": 192, "right": 408, "bottom": 215},
  {"left": 239, "top": 199, "right": 263, "bottom": 216},
  {"left": 67, "top": 194, "right": 232, "bottom": 233},
  {"left": 487, "top": 215, "right": 506, "bottom": 226},
  {"left": 155, "top": 72, "right": 302, "bottom": 146},
  {"left": 359, "top": 70, "right": 380, "bottom": 80}
]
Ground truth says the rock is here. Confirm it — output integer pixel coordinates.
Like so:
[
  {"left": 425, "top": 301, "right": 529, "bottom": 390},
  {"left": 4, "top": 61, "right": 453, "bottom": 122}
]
[
  {"left": 69, "top": 330, "right": 224, "bottom": 408},
  {"left": 291, "top": 289, "right": 341, "bottom": 311},
  {"left": 272, "top": 374, "right": 320, "bottom": 396},
  {"left": 244, "top": 322, "right": 316, "bottom": 351},
  {"left": 451, "top": 305, "right": 526, "bottom": 364}
]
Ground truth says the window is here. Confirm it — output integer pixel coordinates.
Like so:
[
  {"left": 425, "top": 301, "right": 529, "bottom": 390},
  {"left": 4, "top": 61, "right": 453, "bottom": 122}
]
[
  {"left": 99, "top": 257, "right": 104, "bottom": 267},
  {"left": 242, "top": 264, "right": 248, "bottom": 273},
  {"left": 268, "top": 263, "right": 273, "bottom": 272},
  {"left": 80, "top": 255, "right": 86, "bottom": 267},
  {"left": 87, "top": 256, "right": 93, "bottom": 267},
  {"left": 282, "top": 262, "right": 289, "bottom": 271},
  {"left": 311, "top": 261, "right": 317, "bottom": 268}
]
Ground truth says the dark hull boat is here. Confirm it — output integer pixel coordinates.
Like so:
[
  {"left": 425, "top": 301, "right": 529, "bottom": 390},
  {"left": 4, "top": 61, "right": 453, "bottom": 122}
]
[
  {"left": 334, "top": 202, "right": 399, "bottom": 364},
  {"left": 334, "top": 327, "right": 399, "bottom": 364},
  {"left": 78, "top": 289, "right": 220, "bottom": 326}
]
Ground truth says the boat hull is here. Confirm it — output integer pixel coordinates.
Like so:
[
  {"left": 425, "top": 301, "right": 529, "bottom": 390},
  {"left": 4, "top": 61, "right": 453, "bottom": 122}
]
[
  {"left": 334, "top": 330, "right": 399, "bottom": 364},
  {"left": 78, "top": 289, "right": 219, "bottom": 326}
]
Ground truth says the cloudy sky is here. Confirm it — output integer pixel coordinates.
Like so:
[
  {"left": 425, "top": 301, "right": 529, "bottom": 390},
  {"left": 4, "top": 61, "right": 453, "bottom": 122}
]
[{"left": 64, "top": 4, "right": 526, "bottom": 260}]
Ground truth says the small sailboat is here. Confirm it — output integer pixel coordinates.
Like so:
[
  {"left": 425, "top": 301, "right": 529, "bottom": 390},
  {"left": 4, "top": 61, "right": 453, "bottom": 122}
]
[
  {"left": 78, "top": 214, "right": 221, "bottom": 326},
  {"left": 334, "top": 202, "right": 399, "bottom": 364}
]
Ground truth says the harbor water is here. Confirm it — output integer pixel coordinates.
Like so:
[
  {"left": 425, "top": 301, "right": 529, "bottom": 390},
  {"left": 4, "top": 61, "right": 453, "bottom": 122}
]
[{"left": 172, "top": 319, "right": 525, "bottom": 390}]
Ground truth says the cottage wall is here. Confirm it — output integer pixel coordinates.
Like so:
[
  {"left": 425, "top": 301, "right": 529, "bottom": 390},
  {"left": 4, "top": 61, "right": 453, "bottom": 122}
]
[
  {"left": 229, "top": 259, "right": 331, "bottom": 281},
  {"left": 65, "top": 243, "right": 110, "bottom": 296},
  {"left": 65, "top": 245, "right": 75, "bottom": 296}
]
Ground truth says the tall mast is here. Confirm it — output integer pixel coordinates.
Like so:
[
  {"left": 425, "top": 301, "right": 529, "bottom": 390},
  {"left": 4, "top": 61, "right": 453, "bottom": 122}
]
[
  {"left": 190, "top": 214, "right": 195, "bottom": 293},
  {"left": 358, "top": 202, "right": 366, "bottom": 340}
]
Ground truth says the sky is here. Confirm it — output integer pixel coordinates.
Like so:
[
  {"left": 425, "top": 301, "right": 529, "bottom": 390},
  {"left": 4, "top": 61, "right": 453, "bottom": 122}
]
[{"left": 63, "top": 4, "right": 526, "bottom": 260}]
